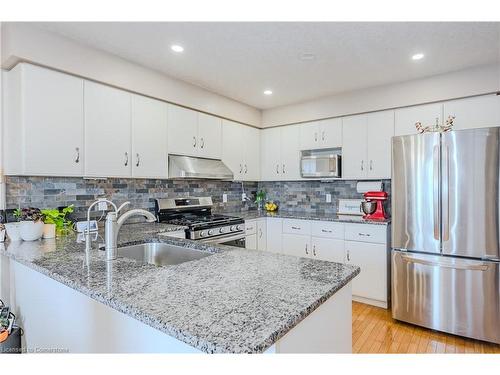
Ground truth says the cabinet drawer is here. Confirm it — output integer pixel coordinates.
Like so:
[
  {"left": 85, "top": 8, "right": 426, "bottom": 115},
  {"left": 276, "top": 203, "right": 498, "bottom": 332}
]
[
  {"left": 282, "top": 219, "right": 311, "bottom": 235},
  {"left": 245, "top": 219, "right": 257, "bottom": 235},
  {"left": 345, "top": 223, "right": 387, "bottom": 244},
  {"left": 311, "top": 221, "right": 344, "bottom": 239}
]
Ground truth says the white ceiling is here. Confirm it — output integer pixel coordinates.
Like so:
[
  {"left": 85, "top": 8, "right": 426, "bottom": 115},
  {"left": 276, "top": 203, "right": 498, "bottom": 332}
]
[{"left": 32, "top": 22, "right": 500, "bottom": 109}]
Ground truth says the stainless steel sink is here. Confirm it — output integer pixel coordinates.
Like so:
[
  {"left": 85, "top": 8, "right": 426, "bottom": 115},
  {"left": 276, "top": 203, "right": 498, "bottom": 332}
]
[{"left": 117, "top": 242, "right": 212, "bottom": 266}]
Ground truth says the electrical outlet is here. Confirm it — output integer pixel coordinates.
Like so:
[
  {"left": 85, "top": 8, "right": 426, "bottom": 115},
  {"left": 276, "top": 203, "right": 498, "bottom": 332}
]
[
  {"left": 242, "top": 193, "right": 247, "bottom": 201},
  {"left": 222, "top": 193, "right": 228, "bottom": 203},
  {"left": 326, "top": 193, "right": 332, "bottom": 203}
]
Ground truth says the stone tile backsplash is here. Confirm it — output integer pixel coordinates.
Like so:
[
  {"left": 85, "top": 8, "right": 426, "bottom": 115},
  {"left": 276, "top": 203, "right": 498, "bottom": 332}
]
[{"left": 4, "top": 176, "right": 391, "bottom": 221}]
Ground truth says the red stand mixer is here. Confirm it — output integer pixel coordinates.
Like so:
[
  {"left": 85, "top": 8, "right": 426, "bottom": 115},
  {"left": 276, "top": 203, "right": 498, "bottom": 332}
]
[{"left": 361, "top": 191, "right": 388, "bottom": 220}]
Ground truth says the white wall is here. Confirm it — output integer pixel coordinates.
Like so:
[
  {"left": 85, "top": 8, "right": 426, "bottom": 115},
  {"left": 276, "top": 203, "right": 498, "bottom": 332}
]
[
  {"left": 262, "top": 63, "right": 500, "bottom": 127},
  {"left": 1, "top": 23, "right": 261, "bottom": 127}
]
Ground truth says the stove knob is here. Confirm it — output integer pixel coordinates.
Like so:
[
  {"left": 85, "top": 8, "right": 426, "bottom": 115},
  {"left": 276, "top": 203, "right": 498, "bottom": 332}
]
[
  {"left": 230, "top": 225, "right": 237, "bottom": 232},
  {"left": 219, "top": 227, "right": 226, "bottom": 234},
  {"left": 236, "top": 224, "right": 243, "bottom": 231},
  {"left": 199, "top": 231, "right": 206, "bottom": 237},
  {"left": 208, "top": 229, "right": 214, "bottom": 235}
]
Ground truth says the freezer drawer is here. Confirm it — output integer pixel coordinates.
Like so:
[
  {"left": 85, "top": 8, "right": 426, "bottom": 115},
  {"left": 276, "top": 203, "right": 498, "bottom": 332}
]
[{"left": 392, "top": 250, "right": 500, "bottom": 344}]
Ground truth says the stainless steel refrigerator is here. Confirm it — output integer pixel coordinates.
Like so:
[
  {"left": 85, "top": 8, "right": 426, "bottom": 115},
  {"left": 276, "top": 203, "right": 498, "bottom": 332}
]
[{"left": 392, "top": 127, "right": 500, "bottom": 344}]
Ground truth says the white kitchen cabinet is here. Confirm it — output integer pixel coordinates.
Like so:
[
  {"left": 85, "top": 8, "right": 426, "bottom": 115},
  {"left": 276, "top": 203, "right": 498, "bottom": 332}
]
[
  {"left": 222, "top": 120, "right": 260, "bottom": 181},
  {"left": 266, "top": 218, "right": 283, "bottom": 253},
  {"left": 342, "top": 111, "right": 394, "bottom": 179},
  {"left": 299, "top": 118, "right": 342, "bottom": 150},
  {"left": 299, "top": 121, "right": 322, "bottom": 150},
  {"left": 84, "top": 81, "right": 132, "bottom": 177},
  {"left": 261, "top": 125, "right": 300, "bottom": 181},
  {"left": 282, "top": 233, "right": 311, "bottom": 258},
  {"left": 311, "top": 237, "right": 345, "bottom": 263},
  {"left": 257, "top": 218, "right": 267, "bottom": 251},
  {"left": 198, "top": 113, "right": 222, "bottom": 159},
  {"left": 395, "top": 102, "right": 443, "bottom": 136},
  {"left": 443, "top": 95, "right": 500, "bottom": 130},
  {"left": 131, "top": 95, "right": 168, "bottom": 178},
  {"left": 345, "top": 240, "right": 387, "bottom": 304},
  {"left": 246, "top": 234, "right": 257, "bottom": 250},
  {"left": 167, "top": 105, "right": 199, "bottom": 156},
  {"left": 3, "top": 63, "right": 84, "bottom": 176}
]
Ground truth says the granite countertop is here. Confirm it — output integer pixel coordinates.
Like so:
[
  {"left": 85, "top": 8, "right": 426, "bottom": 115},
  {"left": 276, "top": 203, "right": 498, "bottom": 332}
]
[
  {"left": 218, "top": 210, "right": 391, "bottom": 225},
  {"left": 0, "top": 222, "right": 359, "bottom": 353}
]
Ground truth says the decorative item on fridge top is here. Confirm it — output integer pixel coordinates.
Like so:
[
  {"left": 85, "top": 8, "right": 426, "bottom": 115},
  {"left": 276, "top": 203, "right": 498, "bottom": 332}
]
[
  {"left": 13, "top": 207, "right": 44, "bottom": 241},
  {"left": 415, "top": 115, "right": 455, "bottom": 133},
  {"left": 41, "top": 205, "right": 74, "bottom": 238}
]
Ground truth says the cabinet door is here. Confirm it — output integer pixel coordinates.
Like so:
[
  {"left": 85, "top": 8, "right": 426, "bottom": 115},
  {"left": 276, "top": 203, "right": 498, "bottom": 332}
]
[
  {"left": 444, "top": 95, "right": 500, "bottom": 130},
  {"left": 280, "top": 125, "right": 301, "bottom": 180},
  {"left": 266, "top": 218, "right": 283, "bottom": 253},
  {"left": 84, "top": 81, "right": 131, "bottom": 177},
  {"left": 167, "top": 105, "right": 198, "bottom": 156},
  {"left": 320, "top": 118, "right": 342, "bottom": 148},
  {"left": 221, "top": 120, "right": 244, "bottom": 180},
  {"left": 395, "top": 103, "right": 443, "bottom": 136},
  {"left": 198, "top": 113, "right": 222, "bottom": 159},
  {"left": 260, "top": 127, "right": 282, "bottom": 181},
  {"left": 366, "top": 110, "right": 394, "bottom": 179},
  {"left": 299, "top": 122, "right": 321, "bottom": 150},
  {"left": 246, "top": 234, "right": 257, "bottom": 250},
  {"left": 131, "top": 95, "right": 168, "bottom": 178},
  {"left": 311, "top": 237, "right": 345, "bottom": 263},
  {"left": 22, "top": 64, "right": 84, "bottom": 176},
  {"left": 342, "top": 114, "right": 367, "bottom": 179},
  {"left": 243, "top": 126, "right": 261, "bottom": 181},
  {"left": 282, "top": 234, "right": 311, "bottom": 258},
  {"left": 345, "top": 241, "right": 387, "bottom": 302},
  {"left": 257, "top": 219, "right": 267, "bottom": 251}
]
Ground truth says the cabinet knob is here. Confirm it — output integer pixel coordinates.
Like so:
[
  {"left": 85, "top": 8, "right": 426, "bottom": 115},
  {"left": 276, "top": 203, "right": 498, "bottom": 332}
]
[
  {"left": 313, "top": 245, "right": 316, "bottom": 256},
  {"left": 322, "top": 131, "right": 325, "bottom": 141},
  {"left": 200, "top": 137, "right": 204, "bottom": 149},
  {"left": 361, "top": 160, "right": 364, "bottom": 171},
  {"left": 74, "top": 147, "right": 80, "bottom": 163},
  {"left": 124, "top": 152, "right": 129, "bottom": 166},
  {"left": 282, "top": 164, "right": 285, "bottom": 174},
  {"left": 136, "top": 153, "right": 140, "bottom": 167},
  {"left": 239, "top": 164, "right": 243, "bottom": 174},
  {"left": 276, "top": 164, "right": 279, "bottom": 174},
  {"left": 369, "top": 160, "right": 373, "bottom": 171},
  {"left": 244, "top": 164, "right": 248, "bottom": 174},
  {"left": 193, "top": 136, "right": 197, "bottom": 147},
  {"left": 347, "top": 250, "right": 350, "bottom": 262},
  {"left": 305, "top": 244, "right": 308, "bottom": 255},
  {"left": 314, "top": 132, "right": 318, "bottom": 142}
]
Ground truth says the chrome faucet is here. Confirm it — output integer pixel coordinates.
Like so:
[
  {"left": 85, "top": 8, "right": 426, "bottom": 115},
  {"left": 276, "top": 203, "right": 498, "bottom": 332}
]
[
  {"left": 104, "top": 202, "right": 156, "bottom": 261},
  {"left": 85, "top": 199, "right": 156, "bottom": 261}
]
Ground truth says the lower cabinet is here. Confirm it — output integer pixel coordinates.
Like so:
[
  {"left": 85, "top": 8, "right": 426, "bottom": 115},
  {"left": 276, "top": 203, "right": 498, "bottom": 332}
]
[
  {"left": 311, "top": 237, "right": 345, "bottom": 263},
  {"left": 257, "top": 218, "right": 267, "bottom": 251},
  {"left": 245, "top": 218, "right": 268, "bottom": 251},
  {"left": 266, "top": 218, "right": 283, "bottom": 253},
  {"left": 246, "top": 233, "right": 257, "bottom": 250},
  {"left": 282, "top": 234, "right": 311, "bottom": 257}
]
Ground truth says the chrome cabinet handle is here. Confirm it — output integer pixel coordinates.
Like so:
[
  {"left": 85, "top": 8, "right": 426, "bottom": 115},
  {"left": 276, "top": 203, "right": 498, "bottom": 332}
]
[
  {"left": 74, "top": 147, "right": 80, "bottom": 163},
  {"left": 321, "top": 229, "right": 332, "bottom": 233},
  {"left": 358, "top": 232, "right": 371, "bottom": 237},
  {"left": 282, "top": 164, "right": 285, "bottom": 174},
  {"left": 305, "top": 244, "right": 309, "bottom": 255},
  {"left": 124, "top": 152, "right": 129, "bottom": 166},
  {"left": 322, "top": 131, "right": 325, "bottom": 141},
  {"left": 361, "top": 160, "right": 364, "bottom": 171},
  {"left": 313, "top": 245, "right": 316, "bottom": 256},
  {"left": 442, "top": 145, "right": 450, "bottom": 241},
  {"left": 200, "top": 137, "right": 204, "bottom": 149},
  {"left": 239, "top": 164, "right": 243, "bottom": 174},
  {"left": 291, "top": 226, "right": 301, "bottom": 230},
  {"left": 259, "top": 228, "right": 263, "bottom": 238},
  {"left": 136, "top": 153, "right": 140, "bottom": 167},
  {"left": 276, "top": 164, "right": 279, "bottom": 174},
  {"left": 314, "top": 132, "right": 318, "bottom": 142},
  {"left": 244, "top": 164, "right": 248, "bottom": 174},
  {"left": 346, "top": 250, "right": 350, "bottom": 262},
  {"left": 369, "top": 160, "right": 373, "bottom": 171},
  {"left": 193, "top": 136, "right": 197, "bottom": 147},
  {"left": 433, "top": 145, "right": 440, "bottom": 240}
]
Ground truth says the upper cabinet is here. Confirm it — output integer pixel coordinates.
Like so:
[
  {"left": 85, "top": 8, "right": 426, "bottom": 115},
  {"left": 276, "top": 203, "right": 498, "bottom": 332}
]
[
  {"left": 443, "top": 95, "right": 500, "bottom": 130},
  {"left": 84, "top": 81, "right": 132, "bottom": 178},
  {"left": 261, "top": 125, "right": 300, "bottom": 181},
  {"left": 299, "top": 118, "right": 342, "bottom": 150},
  {"left": 167, "top": 105, "right": 222, "bottom": 159},
  {"left": 131, "top": 95, "right": 168, "bottom": 179},
  {"left": 222, "top": 120, "right": 260, "bottom": 181},
  {"left": 342, "top": 110, "right": 394, "bottom": 180},
  {"left": 3, "top": 64, "right": 84, "bottom": 176},
  {"left": 395, "top": 103, "right": 443, "bottom": 136}
]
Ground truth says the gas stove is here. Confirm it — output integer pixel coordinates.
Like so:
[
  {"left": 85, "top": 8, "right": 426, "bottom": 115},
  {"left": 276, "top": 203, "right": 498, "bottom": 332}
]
[{"left": 155, "top": 197, "right": 245, "bottom": 244}]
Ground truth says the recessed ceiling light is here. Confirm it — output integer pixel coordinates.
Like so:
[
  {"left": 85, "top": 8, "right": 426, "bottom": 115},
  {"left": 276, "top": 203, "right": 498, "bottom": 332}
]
[
  {"left": 412, "top": 53, "right": 424, "bottom": 61},
  {"left": 263, "top": 90, "right": 273, "bottom": 96},
  {"left": 171, "top": 45, "right": 184, "bottom": 53}
]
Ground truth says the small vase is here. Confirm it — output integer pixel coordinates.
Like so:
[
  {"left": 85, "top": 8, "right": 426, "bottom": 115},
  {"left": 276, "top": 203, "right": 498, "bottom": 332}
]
[
  {"left": 5, "top": 222, "right": 22, "bottom": 241},
  {"left": 43, "top": 223, "right": 56, "bottom": 239},
  {"left": 19, "top": 221, "right": 44, "bottom": 241}
]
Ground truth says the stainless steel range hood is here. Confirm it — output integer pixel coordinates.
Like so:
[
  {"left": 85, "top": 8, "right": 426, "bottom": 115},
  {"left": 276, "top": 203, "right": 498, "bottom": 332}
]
[{"left": 168, "top": 155, "right": 234, "bottom": 180}]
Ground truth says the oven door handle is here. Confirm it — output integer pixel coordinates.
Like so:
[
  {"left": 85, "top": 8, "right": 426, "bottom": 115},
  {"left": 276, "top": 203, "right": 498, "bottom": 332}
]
[{"left": 198, "top": 233, "right": 245, "bottom": 244}]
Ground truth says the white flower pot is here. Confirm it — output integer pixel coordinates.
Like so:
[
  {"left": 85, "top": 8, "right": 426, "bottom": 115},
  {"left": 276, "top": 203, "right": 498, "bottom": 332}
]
[
  {"left": 19, "top": 221, "right": 44, "bottom": 241},
  {"left": 5, "top": 222, "right": 22, "bottom": 241},
  {"left": 43, "top": 223, "right": 56, "bottom": 239}
]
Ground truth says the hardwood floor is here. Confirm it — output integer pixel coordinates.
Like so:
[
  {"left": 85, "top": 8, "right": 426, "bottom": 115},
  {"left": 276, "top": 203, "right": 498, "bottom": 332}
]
[{"left": 352, "top": 302, "right": 500, "bottom": 353}]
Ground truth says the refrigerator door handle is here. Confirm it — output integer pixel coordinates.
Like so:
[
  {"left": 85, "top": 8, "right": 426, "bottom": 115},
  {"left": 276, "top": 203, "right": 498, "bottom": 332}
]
[
  {"left": 433, "top": 145, "right": 440, "bottom": 240},
  {"left": 442, "top": 145, "right": 450, "bottom": 242},
  {"left": 400, "top": 253, "right": 490, "bottom": 271}
]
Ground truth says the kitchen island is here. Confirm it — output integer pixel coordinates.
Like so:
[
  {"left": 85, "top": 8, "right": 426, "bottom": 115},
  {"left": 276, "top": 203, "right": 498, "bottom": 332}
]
[{"left": 0, "top": 223, "right": 359, "bottom": 353}]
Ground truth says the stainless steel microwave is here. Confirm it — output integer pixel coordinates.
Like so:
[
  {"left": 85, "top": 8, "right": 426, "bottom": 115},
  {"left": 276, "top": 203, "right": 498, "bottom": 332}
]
[{"left": 300, "top": 149, "right": 341, "bottom": 178}]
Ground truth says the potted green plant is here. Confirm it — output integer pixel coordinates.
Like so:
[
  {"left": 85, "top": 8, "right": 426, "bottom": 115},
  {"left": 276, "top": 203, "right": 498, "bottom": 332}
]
[
  {"left": 14, "top": 207, "right": 44, "bottom": 241},
  {"left": 255, "top": 190, "right": 266, "bottom": 211},
  {"left": 41, "top": 205, "right": 74, "bottom": 238}
]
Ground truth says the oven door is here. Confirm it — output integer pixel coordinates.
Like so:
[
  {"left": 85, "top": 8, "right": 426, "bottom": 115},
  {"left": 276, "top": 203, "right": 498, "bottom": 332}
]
[{"left": 199, "top": 233, "right": 246, "bottom": 248}]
